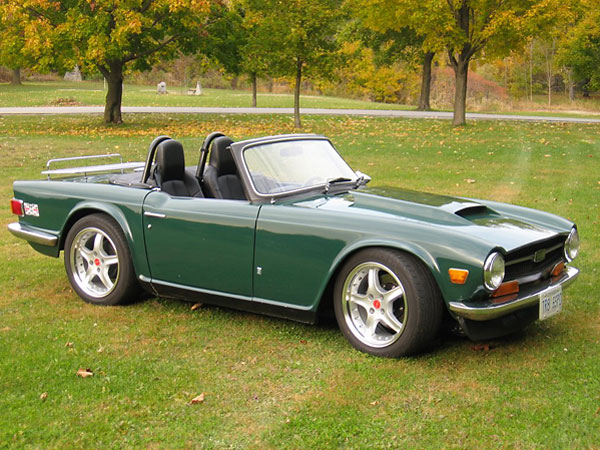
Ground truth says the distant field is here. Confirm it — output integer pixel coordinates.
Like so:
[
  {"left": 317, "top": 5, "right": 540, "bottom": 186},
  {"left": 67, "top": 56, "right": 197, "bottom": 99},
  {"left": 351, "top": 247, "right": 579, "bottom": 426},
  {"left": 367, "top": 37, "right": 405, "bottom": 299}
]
[
  {"left": 2, "top": 81, "right": 600, "bottom": 120},
  {"left": 0, "top": 81, "right": 413, "bottom": 110},
  {"left": 1, "top": 114, "right": 599, "bottom": 448}
]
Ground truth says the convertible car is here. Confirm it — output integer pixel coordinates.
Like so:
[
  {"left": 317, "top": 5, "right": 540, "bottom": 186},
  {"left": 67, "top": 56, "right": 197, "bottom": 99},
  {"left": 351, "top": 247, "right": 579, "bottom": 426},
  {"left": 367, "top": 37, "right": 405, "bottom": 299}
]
[{"left": 9, "top": 133, "right": 580, "bottom": 357}]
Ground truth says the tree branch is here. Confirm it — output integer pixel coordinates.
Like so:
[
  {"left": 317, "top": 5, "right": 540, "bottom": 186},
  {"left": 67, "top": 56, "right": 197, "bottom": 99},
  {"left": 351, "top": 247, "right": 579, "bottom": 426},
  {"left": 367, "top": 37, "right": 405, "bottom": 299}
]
[
  {"left": 448, "top": 49, "right": 458, "bottom": 68},
  {"left": 123, "top": 35, "right": 181, "bottom": 63},
  {"left": 25, "top": 7, "right": 56, "bottom": 26},
  {"left": 140, "top": 0, "right": 155, "bottom": 14},
  {"left": 96, "top": 64, "right": 109, "bottom": 79}
]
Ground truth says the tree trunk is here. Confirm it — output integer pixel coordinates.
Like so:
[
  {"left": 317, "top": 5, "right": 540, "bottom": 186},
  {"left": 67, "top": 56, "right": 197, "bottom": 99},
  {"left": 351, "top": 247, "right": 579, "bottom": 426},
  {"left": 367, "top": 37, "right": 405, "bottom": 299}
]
[
  {"left": 294, "top": 59, "right": 302, "bottom": 129},
  {"left": 417, "top": 52, "right": 434, "bottom": 111},
  {"left": 564, "top": 67, "right": 575, "bottom": 102},
  {"left": 100, "top": 62, "right": 124, "bottom": 124},
  {"left": 451, "top": 57, "right": 469, "bottom": 126},
  {"left": 582, "top": 78, "right": 590, "bottom": 98},
  {"left": 545, "top": 39, "right": 556, "bottom": 107},
  {"left": 11, "top": 68, "right": 21, "bottom": 85},
  {"left": 251, "top": 72, "right": 257, "bottom": 108},
  {"left": 529, "top": 40, "right": 534, "bottom": 102}
]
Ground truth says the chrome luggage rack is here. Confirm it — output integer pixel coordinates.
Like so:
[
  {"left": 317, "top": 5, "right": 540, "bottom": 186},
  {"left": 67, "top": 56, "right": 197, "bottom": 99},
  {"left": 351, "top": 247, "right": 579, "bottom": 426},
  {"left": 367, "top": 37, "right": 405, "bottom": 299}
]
[{"left": 42, "top": 154, "right": 145, "bottom": 180}]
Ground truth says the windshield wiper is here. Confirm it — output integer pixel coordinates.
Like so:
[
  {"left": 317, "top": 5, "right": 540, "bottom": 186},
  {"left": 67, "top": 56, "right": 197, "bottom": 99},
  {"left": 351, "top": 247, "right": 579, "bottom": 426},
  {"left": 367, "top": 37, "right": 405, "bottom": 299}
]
[{"left": 323, "top": 177, "right": 352, "bottom": 194}]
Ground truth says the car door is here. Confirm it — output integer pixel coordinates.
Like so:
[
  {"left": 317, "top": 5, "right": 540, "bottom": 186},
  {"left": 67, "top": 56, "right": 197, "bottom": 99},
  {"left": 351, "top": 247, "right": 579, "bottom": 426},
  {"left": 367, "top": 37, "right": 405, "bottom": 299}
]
[
  {"left": 142, "top": 190, "right": 259, "bottom": 297},
  {"left": 252, "top": 199, "right": 358, "bottom": 310}
]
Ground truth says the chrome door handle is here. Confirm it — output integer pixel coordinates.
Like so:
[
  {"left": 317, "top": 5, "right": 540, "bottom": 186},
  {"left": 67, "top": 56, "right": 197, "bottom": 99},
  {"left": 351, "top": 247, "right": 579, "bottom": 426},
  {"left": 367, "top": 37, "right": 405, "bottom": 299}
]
[{"left": 144, "top": 211, "right": 166, "bottom": 218}]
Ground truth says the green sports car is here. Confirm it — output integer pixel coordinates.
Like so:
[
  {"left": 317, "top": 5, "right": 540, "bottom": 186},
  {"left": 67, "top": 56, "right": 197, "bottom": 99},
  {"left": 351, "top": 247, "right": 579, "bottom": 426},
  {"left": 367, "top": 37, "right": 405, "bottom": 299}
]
[{"left": 8, "top": 132, "right": 580, "bottom": 357}]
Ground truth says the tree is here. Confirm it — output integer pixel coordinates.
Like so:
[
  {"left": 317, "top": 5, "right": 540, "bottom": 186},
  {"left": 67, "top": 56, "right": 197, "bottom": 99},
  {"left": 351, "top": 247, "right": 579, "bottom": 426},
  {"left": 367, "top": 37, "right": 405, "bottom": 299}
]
[
  {"left": 557, "top": 0, "right": 600, "bottom": 96},
  {"left": 355, "top": 0, "right": 564, "bottom": 125},
  {"left": 11, "top": 0, "right": 212, "bottom": 123},
  {"left": 349, "top": 0, "right": 438, "bottom": 111},
  {"left": 200, "top": 2, "right": 268, "bottom": 107},
  {"left": 245, "top": 0, "right": 344, "bottom": 127},
  {"left": 0, "top": 1, "right": 35, "bottom": 85}
]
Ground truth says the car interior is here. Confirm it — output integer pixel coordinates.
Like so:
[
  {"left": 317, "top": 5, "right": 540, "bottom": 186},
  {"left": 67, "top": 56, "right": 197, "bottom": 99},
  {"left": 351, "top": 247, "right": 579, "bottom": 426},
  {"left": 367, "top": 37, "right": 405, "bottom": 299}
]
[{"left": 113, "top": 134, "right": 248, "bottom": 200}]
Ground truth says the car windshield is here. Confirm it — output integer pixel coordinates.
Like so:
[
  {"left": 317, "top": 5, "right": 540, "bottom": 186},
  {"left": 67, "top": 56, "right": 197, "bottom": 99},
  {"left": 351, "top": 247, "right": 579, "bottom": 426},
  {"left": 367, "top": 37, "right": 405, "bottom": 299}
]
[{"left": 243, "top": 139, "right": 357, "bottom": 195}]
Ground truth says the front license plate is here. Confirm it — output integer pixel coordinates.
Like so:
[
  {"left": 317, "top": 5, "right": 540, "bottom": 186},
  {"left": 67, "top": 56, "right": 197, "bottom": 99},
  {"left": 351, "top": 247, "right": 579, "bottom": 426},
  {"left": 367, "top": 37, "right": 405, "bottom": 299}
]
[{"left": 539, "top": 286, "right": 562, "bottom": 320}]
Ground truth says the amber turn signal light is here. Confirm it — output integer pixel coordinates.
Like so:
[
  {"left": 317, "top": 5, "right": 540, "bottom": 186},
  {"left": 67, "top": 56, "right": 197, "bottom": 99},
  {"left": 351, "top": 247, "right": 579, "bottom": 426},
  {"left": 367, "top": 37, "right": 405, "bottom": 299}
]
[
  {"left": 449, "top": 268, "right": 469, "bottom": 284},
  {"left": 551, "top": 262, "right": 565, "bottom": 277},
  {"left": 491, "top": 280, "right": 519, "bottom": 298}
]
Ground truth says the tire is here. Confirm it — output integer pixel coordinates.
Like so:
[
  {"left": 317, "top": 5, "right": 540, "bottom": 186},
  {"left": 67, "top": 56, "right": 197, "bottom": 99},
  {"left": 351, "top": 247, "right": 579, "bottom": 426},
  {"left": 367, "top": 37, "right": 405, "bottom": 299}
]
[
  {"left": 64, "top": 214, "right": 140, "bottom": 306},
  {"left": 333, "top": 248, "right": 443, "bottom": 357}
]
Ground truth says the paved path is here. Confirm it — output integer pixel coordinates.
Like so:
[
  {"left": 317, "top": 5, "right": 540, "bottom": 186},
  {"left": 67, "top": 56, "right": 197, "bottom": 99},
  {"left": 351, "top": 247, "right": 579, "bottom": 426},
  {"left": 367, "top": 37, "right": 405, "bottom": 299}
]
[{"left": 1, "top": 105, "right": 599, "bottom": 124}]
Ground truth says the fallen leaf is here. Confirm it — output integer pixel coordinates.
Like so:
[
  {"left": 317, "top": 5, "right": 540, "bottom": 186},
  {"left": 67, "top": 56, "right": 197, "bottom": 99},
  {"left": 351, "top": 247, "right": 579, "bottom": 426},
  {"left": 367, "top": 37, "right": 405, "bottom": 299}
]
[
  {"left": 369, "top": 400, "right": 379, "bottom": 406},
  {"left": 191, "top": 303, "right": 203, "bottom": 311},
  {"left": 40, "top": 392, "right": 48, "bottom": 401},
  {"left": 465, "top": 179, "right": 476, "bottom": 184},
  {"left": 299, "top": 339, "right": 307, "bottom": 345},
  {"left": 544, "top": 154, "right": 551, "bottom": 158},
  {"left": 76, "top": 368, "right": 94, "bottom": 378},
  {"left": 472, "top": 343, "right": 492, "bottom": 352},
  {"left": 65, "top": 342, "right": 73, "bottom": 348},
  {"left": 190, "top": 393, "right": 205, "bottom": 404}
]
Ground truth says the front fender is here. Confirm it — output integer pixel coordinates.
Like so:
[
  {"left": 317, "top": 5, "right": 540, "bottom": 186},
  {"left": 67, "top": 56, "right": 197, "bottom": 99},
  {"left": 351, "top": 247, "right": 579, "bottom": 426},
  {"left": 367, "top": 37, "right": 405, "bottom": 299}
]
[{"left": 317, "top": 237, "right": 487, "bottom": 310}]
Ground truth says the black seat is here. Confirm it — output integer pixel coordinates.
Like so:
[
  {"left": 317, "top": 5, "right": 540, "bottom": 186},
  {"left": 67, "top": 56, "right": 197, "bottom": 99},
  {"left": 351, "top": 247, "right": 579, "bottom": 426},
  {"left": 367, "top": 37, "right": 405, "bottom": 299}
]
[
  {"left": 203, "top": 137, "right": 246, "bottom": 200},
  {"left": 154, "top": 139, "right": 204, "bottom": 197}
]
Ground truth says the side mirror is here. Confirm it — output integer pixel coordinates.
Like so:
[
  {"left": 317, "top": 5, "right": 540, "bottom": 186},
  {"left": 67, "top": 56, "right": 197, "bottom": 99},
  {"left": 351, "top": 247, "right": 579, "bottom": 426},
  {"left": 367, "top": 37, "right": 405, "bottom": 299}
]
[{"left": 355, "top": 170, "right": 371, "bottom": 186}]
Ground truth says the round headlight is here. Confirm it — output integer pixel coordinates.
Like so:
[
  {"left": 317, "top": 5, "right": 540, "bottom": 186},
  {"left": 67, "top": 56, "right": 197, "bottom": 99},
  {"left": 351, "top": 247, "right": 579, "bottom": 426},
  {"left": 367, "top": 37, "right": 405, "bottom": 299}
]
[
  {"left": 564, "top": 228, "right": 580, "bottom": 262},
  {"left": 483, "top": 252, "right": 505, "bottom": 291}
]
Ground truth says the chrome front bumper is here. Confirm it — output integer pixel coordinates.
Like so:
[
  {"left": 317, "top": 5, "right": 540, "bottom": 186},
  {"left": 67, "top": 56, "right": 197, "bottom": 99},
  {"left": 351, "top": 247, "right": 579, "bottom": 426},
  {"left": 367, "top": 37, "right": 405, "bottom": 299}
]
[
  {"left": 448, "top": 266, "right": 579, "bottom": 321},
  {"left": 8, "top": 222, "right": 58, "bottom": 246}
]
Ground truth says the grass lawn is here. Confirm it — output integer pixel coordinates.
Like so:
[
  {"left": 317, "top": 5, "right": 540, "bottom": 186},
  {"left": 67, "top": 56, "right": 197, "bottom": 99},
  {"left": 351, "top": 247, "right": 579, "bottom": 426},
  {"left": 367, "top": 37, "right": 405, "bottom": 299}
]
[
  {"left": 0, "top": 114, "right": 599, "bottom": 448},
  {"left": 0, "top": 81, "right": 413, "bottom": 111}
]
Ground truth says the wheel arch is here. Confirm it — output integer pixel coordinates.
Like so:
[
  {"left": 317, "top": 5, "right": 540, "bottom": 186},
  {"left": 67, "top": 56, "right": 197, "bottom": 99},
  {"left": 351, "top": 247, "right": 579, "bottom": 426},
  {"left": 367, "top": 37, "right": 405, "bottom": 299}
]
[
  {"left": 59, "top": 201, "right": 152, "bottom": 286},
  {"left": 60, "top": 202, "right": 134, "bottom": 252},
  {"left": 316, "top": 240, "right": 443, "bottom": 318}
]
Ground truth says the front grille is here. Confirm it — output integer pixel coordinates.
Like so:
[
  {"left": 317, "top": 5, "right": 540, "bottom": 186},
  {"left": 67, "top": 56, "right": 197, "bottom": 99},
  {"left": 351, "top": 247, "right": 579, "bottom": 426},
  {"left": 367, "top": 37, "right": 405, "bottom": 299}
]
[{"left": 504, "top": 235, "right": 566, "bottom": 284}]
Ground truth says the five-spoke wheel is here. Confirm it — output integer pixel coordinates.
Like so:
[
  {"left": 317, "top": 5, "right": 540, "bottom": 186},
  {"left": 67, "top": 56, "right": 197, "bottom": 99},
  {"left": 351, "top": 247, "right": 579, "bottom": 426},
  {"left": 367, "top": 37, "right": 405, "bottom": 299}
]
[
  {"left": 334, "top": 248, "right": 443, "bottom": 357},
  {"left": 341, "top": 262, "right": 407, "bottom": 348},
  {"left": 64, "top": 214, "right": 139, "bottom": 305}
]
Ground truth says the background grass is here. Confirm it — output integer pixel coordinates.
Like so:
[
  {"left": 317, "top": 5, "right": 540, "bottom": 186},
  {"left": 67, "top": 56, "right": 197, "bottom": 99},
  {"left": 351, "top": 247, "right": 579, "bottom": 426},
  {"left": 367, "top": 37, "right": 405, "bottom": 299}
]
[
  {"left": 0, "top": 81, "right": 413, "bottom": 111},
  {"left": 0, "top": 114, "right": 599, "bottom": 448},
  {"left": 2, "top": 81, "right": 600, "bottom": 120}
]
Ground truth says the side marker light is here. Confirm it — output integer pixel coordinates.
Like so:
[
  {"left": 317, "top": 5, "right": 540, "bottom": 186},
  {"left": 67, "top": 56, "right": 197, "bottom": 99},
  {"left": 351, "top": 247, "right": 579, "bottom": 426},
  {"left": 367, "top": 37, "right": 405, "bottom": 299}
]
[{"left": 449, "top": 268, "right": 469, "bottom": 285}]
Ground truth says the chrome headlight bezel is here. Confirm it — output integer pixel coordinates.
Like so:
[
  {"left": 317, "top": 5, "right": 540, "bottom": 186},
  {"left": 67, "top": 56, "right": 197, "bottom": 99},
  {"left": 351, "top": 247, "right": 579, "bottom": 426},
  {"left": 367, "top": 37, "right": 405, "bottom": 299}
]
[
  {"left": 483, "top": 251, "right": 505, "bottom": 291},
  {"left": 564, "top": 228, "right": 580, "bottom": 262}
]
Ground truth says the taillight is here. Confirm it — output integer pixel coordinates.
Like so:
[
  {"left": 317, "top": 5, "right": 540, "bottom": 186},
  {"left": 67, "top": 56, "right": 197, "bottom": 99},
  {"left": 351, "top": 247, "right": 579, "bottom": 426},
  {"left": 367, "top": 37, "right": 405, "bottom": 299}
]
[{"left": 10, "top": 199, "right": 24, "bottom": 216}]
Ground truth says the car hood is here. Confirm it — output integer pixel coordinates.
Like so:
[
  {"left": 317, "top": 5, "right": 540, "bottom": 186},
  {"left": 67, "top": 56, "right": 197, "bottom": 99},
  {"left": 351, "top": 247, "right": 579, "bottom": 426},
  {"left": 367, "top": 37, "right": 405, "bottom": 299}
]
[{"left": 297, "top": 186, "right": 573, "bottom": 253}]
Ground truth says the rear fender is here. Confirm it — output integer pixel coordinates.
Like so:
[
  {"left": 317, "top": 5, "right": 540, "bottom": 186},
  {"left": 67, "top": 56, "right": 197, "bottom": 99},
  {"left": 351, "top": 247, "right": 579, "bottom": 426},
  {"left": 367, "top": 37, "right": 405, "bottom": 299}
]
[{"left": 62, "top": 201, "right": 149, "bottom": 279}]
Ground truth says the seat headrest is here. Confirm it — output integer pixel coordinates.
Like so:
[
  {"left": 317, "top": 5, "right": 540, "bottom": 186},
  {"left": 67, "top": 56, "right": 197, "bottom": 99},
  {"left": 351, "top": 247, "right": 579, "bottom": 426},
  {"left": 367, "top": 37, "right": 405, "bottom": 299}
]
[
  {"left": 209, "top": 137, "right": 236, "bottom": 175},
  {"left": 156, "top": 139, "right": 185, "bottom": 181}
]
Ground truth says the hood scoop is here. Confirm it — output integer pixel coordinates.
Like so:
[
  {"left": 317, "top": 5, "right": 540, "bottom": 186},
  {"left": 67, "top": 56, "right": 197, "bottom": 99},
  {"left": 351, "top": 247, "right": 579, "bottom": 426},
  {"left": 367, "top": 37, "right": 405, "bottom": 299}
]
[{"left": 440, "top": 201, "right": 500, "bottom": 220}]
